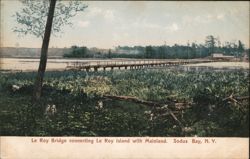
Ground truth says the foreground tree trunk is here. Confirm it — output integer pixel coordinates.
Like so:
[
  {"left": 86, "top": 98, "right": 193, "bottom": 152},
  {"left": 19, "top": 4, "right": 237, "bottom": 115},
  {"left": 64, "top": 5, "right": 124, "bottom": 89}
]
[{"left": 33, "top": 0, "right": 57, "bottom": 100}]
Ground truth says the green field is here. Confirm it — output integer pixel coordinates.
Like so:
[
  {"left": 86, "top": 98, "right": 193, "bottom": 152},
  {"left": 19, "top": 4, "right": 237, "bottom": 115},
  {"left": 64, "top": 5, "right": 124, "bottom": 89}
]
[{"left": 0, "top": 69, "right": 249, "bottom": 136}]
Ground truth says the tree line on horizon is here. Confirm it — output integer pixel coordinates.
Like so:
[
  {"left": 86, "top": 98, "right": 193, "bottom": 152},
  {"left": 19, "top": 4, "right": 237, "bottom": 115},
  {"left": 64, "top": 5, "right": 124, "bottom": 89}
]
[{"left": 64, "top": 35, "right": 248, "bottom": 59}]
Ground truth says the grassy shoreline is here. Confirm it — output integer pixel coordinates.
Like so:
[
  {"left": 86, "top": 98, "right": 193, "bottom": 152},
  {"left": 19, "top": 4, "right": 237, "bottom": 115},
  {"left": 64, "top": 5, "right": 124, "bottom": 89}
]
[{"left": 0, "top": 69, "right": 249, "bottom": 136}]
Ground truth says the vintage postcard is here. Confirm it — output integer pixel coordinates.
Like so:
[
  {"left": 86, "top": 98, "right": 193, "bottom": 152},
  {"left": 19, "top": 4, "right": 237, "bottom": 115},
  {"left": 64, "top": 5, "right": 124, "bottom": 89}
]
[{"left": 0, "top": 1, "right": 249, "bottom": 158}]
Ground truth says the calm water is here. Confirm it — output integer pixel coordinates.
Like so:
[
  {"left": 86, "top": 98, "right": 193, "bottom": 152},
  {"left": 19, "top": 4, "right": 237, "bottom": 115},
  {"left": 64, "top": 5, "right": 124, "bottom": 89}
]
[{"left": 0, "top": 58, "right": 249, "bottom": 71}]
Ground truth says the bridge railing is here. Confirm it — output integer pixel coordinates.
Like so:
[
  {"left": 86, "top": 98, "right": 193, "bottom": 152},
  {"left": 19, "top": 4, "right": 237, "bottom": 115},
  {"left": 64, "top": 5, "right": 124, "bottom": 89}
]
[{"left": 67, "top": 59, "right": 214, "bottom": 69}]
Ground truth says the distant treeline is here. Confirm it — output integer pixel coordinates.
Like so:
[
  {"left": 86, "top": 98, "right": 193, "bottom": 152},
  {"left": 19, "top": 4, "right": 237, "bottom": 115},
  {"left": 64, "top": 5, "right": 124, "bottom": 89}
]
[
  {"left": 1, "top": 47, "right": 70, "bottom": 58},
  {"left": 64, "top": 35, "right": 249, "bottom": 59}
]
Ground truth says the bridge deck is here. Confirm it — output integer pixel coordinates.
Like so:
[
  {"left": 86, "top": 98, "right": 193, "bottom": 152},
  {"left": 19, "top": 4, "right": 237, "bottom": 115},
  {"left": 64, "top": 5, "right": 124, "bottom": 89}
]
[{"left": 66, "top": 59, "right": 214, "bottom": 71}]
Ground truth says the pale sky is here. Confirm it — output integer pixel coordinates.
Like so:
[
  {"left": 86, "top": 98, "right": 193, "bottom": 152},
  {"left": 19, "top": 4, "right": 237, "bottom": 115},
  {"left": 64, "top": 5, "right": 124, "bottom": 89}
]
[{"left": 1, "top": 1, "right": 249, "bottom": 49}]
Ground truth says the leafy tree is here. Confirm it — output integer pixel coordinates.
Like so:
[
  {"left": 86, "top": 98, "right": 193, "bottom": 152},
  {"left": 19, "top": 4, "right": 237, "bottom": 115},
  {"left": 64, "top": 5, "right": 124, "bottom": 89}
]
[
  {"left": 64, "top": 45, "right": 92, "bottom": 58},
  {"left": 205, "top": 35, "right": 217, "bottom": 55},
  {"left": 190, "top": 42, "right": 197, "bottom": 58},
  {"left": 238, "top": 40, "right": 244, "bottom": 57},
  {"left": 158, "top": 46, "right": 165, "bottom": 59},
  {"left": 145, "top": 46, "right": 153, "bottom": 58},
  {"left": 13, "top": 0, "right": 87, "bottom": 100},
  {"left": 108, "top": 49, "right": 112, "bottom": 58}
]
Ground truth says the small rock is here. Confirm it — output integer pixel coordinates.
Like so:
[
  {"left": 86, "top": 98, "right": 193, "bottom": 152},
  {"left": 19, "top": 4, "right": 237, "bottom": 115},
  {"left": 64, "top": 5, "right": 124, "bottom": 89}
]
[{"left": 12, "top": 85, "right": 20, "bottom": 92}]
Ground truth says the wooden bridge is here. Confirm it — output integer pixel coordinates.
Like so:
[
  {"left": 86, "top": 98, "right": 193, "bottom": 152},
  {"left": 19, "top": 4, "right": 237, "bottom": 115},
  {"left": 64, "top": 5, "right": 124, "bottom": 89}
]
[{"left": 66, "top": 59, "right": 214, "bottom": 72}]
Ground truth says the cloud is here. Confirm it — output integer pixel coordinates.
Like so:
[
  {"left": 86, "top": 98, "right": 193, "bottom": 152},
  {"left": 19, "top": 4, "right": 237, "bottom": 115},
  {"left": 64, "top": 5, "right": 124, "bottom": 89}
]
[
  {"left": 117, "top": 18, "right": 180, "bottom": 34},
  {"left": 112, "top": 32, "right": 129, "bottom": 41},
  {"left": 145, "top": 23, "right": 161, "bottom": 29},
  {"left": 165, "top": 23, "right": 179, "bottom": 32},
  {"left": 104, "top": 10, "right": 115, "bottom": 21},
  {"left": 183, "top": 13, "right": 225, "bottom": 25},
  {"left": 194, "top": 15, "right": 213, "bottom": 23},
  {"left": 216, "top": 14, "right": 225, "bottom": 20},
  {"left": 77, "top": 21, "right": 90, "bottom": 28},
  {"left": 129, "top": 19, "right": 162, "bottom": 29},
  {"left": 86, "top": 8, "right": 115, "bottom": 22},
  {"left": 88, "top": 7, "right": 103, "bottom": 17}
]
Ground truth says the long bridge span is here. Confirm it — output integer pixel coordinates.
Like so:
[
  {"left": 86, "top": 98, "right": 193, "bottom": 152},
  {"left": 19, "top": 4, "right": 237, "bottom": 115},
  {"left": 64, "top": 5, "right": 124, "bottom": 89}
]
[{"left": 66, "top": 59, "right": 214, "bottom": 72}]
